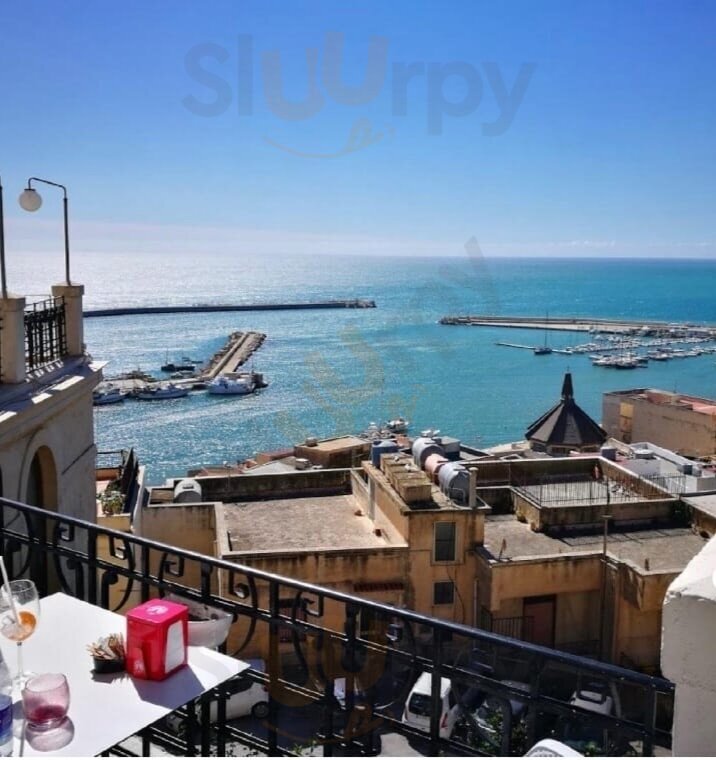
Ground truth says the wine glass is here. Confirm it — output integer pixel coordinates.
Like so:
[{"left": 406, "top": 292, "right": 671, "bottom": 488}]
[{"left": 0, "top": 579, "right": 40, "bottom": 687}]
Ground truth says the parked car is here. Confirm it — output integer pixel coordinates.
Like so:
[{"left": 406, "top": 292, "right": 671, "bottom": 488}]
[
  {"left": 166, "top": 658, "right": 268, "bottom": 731},
  {"left": 555, "top": 679, "right": 626, "bottom": 755},
  {"left": 401, "top": 671, "right": 460, "bottom": 739}
]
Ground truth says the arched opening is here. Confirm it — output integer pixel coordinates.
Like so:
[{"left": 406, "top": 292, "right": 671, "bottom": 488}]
[
  {"left": 24, "top": 446, "right": 60, "bottom": 594},
  {"left": 25, "top": 446, "right": 58, "bottom": 511}
]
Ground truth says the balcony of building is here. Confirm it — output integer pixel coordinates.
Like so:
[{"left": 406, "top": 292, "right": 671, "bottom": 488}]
[{"left": 0, "top": 495, "right": 675, "bottom": 757}]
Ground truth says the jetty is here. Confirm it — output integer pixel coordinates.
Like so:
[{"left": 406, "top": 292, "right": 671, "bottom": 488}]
[
  {"left": 440, "top": 315, "right": 716, "bottom": 338},
  {"left": 200, "top": 331, "right": 266, "bottom": 381},
  {"left": 84, "top": 300, "right": 375, "bottom": 318},
  {"left": 99, "top": 331, "right": 267, "bottom": 397}
]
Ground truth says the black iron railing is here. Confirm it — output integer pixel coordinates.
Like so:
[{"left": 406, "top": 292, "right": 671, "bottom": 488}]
[
  {"left": 0, "top": 497, "right": 674, "bottom": 757},
  {"left": 24, "top": 296, "right": 67, "bottom": 371}
]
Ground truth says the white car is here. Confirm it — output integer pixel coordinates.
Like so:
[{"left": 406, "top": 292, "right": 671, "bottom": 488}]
[
  {"left": 402, "top": 671, "right": 459, "bottom": 739},
  {"left": 556, "top": 680, "right": 624, "bottom": 754},
  {"left": 166, "top": 658, "right": 268, "bottom": 731}
]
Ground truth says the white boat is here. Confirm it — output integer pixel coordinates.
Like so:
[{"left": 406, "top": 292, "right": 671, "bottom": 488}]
[
  {"left": 136, "top": 384, "right": 189, "bottom": 401},
  {"left": 92, "top": 387, "right": 125, "bottom": 406},
  {"left": 207, "top": 375, "right": 255, "bottom": 396},
  {"left": 385, "top": 417, "right": 410, "bottom": 434}
]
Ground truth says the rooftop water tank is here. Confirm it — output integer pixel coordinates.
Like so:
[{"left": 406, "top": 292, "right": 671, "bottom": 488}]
[
  {"left": 438, "top": 462, "right": 470, "bottom": 504},
  {"left": 173, "top": 478, "right": 203, "bottom": 504},
  {"left": 294, "top": 458, "right": 311, "bottom": 470},
  {"left": 371, "top": 439, "right": 399, "bottom": 468},
  {"left": 412, "top": 437, "right": 445, "bottom": 468},
  {"left": 424, "top": 453, "right": 449, "bottom": 483}
]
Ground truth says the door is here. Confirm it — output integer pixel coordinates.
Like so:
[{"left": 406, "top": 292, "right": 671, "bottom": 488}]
[{"left": 523, "top": 595, "right": 556, "bottom": 648}]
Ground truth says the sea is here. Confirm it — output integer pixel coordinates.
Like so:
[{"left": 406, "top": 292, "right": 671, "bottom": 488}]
[{"left": 13, "top": 252, "right": 716, "bottom": 485}]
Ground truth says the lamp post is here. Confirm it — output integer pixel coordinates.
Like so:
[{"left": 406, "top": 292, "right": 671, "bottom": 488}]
[
  {"left": 0, "top": 174, "right": 6, "bottom": 298},
  {"left": 18, "top": 177, "right": 71, "bottom": 285}
]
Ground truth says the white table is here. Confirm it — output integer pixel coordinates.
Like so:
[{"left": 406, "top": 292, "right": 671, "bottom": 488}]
[{"left": 0, "top": 592, "right": 248, "bottom": 757}]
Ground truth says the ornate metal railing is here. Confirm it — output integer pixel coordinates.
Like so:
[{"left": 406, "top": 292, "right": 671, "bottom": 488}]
[
  {"left": 24, "top": 296, "right": 67, "bottom": 371},
  {"left": 0, "top": 497, "right": 674, "bottom": 757}
]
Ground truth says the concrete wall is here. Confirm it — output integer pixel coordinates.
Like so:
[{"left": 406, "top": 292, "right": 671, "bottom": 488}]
[
  {"left": 486, "top": 554, "right": 603, "bottom": 611},
  {"left": 662, "top": 534, "right": 716, "bottom": 755},
  {"left": 220, "top": 546, "right": 409, "bottom": 661},
  {"left": 161, "top": 468, "right": 353, "bottom": 503},
  {"left": 141, "top": 501, "right": 217, "bottom": 555}
]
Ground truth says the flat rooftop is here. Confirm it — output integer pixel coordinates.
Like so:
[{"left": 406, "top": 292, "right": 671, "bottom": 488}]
[
  {"left": 302, "top": 436, "right": 368, "bottom": 452},
  {"left": 223, "top": 494, "right": 406, "bottom": 554},
  {"left": 482, "top": 515, "right": 706, "bottom": 572}
]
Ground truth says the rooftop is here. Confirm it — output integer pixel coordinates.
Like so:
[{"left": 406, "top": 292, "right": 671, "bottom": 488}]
[
  {"left": 525, "top": 372, "right": 607, "bottom": 450},
  {"left": 298, "top": 435, "right": 368, "bottom": 452},
  {"left": 222, "top": 494, "right": 405, "bottom": 554},
  {"left": 482, "top": 514, "right": 706, "bottom": 572}
]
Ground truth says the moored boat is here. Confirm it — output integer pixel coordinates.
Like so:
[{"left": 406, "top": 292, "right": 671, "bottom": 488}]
[
  {"left": 135, "top": 384, "right": 189, "bottom": 400},
  {"left": 385, "top": 416, "right": 410, "bottom": 434},
  {"left": 207, "top": 375, "right": 255, "bottom": 396},
  {"left": 92, "top": 387, "right": 126, "bottom": 406}
]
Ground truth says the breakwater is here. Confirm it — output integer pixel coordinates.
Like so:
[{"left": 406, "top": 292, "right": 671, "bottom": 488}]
[{"left": 84, "top": 299, "right": 376, "bottom": 318}]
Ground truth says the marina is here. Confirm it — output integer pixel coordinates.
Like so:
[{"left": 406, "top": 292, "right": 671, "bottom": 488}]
[
  {"left": 446, "top": 314, "right": 716, "bottom": 370},
  {"left": 440, "top": 314, "right": 716, "bottom": 337}
]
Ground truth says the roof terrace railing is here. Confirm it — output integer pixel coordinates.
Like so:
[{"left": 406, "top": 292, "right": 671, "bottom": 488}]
[{"left": 0, "top": 497, "right": 674, "bottom": 756}]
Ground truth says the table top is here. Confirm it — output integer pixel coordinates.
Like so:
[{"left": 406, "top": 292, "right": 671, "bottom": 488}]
[{"left": 0, "top": 592, "right": 247, "bottom": 757}]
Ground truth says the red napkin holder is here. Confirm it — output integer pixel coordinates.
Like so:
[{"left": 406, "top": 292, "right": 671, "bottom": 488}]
[{"left": 126, "top": 599, "right": 188, "bottom": 680}]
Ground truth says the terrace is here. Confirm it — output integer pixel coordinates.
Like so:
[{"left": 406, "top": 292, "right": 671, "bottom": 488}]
[{"left": 0, "top": 496, "right": 674, "bottom": 756}]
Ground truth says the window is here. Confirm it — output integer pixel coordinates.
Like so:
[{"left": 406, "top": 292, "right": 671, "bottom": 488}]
[
  {"left": 433, "top": 581, "right": 454, "bottom": 605},
  {"left": 434, "top": 522, "right": 456, "bottom": 562}
]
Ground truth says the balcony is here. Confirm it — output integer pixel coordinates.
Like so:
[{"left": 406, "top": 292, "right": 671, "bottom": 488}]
[
  {"left": 0, "top": 496, "right": 674, "bottom": 756},
  {"left": 24, "top": 296, "right": 68, "bottom": 373}
]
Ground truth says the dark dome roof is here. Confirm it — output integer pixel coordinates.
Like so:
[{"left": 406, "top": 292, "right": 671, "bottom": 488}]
[{"left": 525, "top": 373, "right": 607, "bottom": 449}]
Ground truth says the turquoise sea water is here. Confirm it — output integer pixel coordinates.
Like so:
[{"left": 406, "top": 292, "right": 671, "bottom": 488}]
[{"left": 20, "top": 252, "right": 715, "bottom": 485}]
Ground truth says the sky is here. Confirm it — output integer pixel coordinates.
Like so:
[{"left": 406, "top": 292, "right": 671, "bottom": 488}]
[{"left": 1, "top": 0, "right": 715, "bottom": 259}]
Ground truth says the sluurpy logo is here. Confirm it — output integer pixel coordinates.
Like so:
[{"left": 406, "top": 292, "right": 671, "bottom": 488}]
[{"left": 183, "top": 33, "right": 536, "bottom": 155}]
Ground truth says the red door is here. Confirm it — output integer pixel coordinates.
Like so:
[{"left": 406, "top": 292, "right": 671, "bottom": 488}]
[{"left": 523, "top": 595, "right": 556, "bottom": 648}]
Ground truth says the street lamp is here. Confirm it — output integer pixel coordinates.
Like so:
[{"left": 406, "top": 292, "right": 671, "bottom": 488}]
[
  {"left": 18, "top": 177, "right": 71, "bottom": 285},
  {"left": 0, "top": 174, "right": 6, "bottom": 298}
]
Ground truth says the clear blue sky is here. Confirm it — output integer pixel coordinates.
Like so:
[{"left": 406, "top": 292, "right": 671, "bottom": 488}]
[{"left": 1, "top": 0, "right": 715, "bottom": 257}]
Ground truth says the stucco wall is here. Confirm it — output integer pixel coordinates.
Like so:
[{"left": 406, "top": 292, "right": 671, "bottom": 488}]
[{"left": 0, "top": 371, "right": 100, "bottom": 522}]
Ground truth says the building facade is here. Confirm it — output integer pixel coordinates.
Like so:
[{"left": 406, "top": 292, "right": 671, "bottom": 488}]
[
  {"left": 0, "top": 283, "right": 102, "bottom": 521},
  {"left": 603, "top": 388, "right": 716, "bottom": 457}
]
